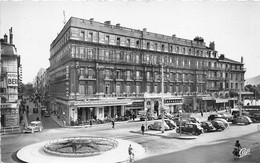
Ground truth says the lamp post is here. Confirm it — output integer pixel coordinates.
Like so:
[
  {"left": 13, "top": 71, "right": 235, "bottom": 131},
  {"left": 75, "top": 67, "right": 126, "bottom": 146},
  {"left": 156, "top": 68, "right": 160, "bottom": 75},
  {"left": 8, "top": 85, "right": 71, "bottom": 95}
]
[{"left": 161, "top": 64, "right": 165, "bottom": 133}]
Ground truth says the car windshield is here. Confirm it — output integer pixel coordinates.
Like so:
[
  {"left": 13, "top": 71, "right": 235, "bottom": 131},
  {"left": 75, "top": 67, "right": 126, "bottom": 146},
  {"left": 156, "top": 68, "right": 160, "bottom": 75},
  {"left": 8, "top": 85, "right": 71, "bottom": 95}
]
[{"left": 30, "top": 123, "right": 37, "bottom": 127}]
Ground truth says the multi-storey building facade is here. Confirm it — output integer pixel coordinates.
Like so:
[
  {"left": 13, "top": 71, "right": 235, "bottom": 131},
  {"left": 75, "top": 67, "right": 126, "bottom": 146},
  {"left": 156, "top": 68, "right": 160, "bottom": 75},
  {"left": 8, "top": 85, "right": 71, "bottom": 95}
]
[
  {"left": 48, "top": 17, "right": 245, "bottom": 125},
  {"left": 0, "top": 28, "right": 21, "bottom": 128}
]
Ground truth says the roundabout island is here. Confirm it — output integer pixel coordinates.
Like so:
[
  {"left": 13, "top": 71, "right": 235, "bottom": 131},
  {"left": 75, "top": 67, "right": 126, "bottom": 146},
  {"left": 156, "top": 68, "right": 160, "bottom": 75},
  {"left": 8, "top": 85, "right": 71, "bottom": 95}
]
[{"left": 17, "top": 136, "right": 146, "bottom": 163}]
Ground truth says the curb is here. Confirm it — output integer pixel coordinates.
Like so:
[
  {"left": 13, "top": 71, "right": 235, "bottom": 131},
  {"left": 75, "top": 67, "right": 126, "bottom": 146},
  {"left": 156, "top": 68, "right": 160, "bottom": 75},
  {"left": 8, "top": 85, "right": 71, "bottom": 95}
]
[{"left": 130, "top": 130, "right": 197, "bottom": 139}]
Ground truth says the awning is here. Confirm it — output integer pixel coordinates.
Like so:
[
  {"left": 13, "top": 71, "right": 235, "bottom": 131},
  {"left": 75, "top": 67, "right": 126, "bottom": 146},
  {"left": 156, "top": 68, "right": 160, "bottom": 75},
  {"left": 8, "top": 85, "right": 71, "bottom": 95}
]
[{"left": 215, "top": 98, "right": 229, "bottom": 103}]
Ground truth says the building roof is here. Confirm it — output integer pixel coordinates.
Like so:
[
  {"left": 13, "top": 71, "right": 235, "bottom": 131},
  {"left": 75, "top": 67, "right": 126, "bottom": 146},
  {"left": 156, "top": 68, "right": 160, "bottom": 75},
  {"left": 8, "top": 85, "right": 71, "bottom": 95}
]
[
  {"left": 219, "top": 56, "right": 242, "bottom": 65},
  {"left": 1, "top": 43, "right": 17, "bottom": 55}
]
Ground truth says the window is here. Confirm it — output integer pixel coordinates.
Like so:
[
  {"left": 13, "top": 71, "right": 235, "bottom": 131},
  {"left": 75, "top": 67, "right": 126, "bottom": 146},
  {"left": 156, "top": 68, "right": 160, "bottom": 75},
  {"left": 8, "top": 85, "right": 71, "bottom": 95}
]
[
  {"left": 154, "top": 84, "right": 158, "bottom": 93},
  {"left": 147, "top": 85, "right": 150, "bottom": 93},
  {"left": 126, "top": 85, "right": 131, "bottom": 94},
  {"left": 147, "top": 42, "right": 150, "bottom": 50},
  {"left": 105, "top": 51, "right": 109, "bottom": 61},
  {"left": 105, "top": 70, "right": 110, "bottom": 79},
  {"left": 80, "top": 31, "right": 85, "bottom": 41},
  {"left": 188, "top": 49, "right": 191, "bottom": 55},
  {"left": 136, "top": 54, "right": 140, "bottom": 63},
  {"left": 87, "top": 85, "right": 93, "bottom": 95},
  {"left": 183, "top": 48, "right": 185, "bottom": 54},
  {"left": 126, "top": 39, "right": 130, "bottom": 47},
  {"left": 105, "top": 35, "right": 110, "bottom": 44},
  {"left": 176, "top": 46, "right": 179, "bottom": 53},
  {"left": 116, "top": 85, "right": 121, "bottom": 94},
  {"left": 161, "top": 44, "right": 165, "bottom": 51},
  {"left": 116, "top": 70, "right": 120, "bottom": 79},
  {"left": 136, "top": 40, "right": 140, "bottom": 48},
  {"left": 105, "top": 84, "right": 110, "bottom": 94},
  {"left": 117, "top": 37, "right": 120, "bottom": 46},
  {"left": 88, "top": 49, "right": 93, "bottom": 59},
  {"left": 127, "top": 71, "right": 131, "bottom": 79},
  {"left": 79, "top": 84, "right": 85, "bottom": 94},
  {"left": 136, "top": 85, "right": 140, "bottom": 94},
  {"left": 154, "top": 43, "right": 158, "bottom": 50},
  {"left": 88, "top": 32, "right": 93, "bottom": 41},
  {"left": 170, "top": 45, "right": 173, "bottom": 52}
]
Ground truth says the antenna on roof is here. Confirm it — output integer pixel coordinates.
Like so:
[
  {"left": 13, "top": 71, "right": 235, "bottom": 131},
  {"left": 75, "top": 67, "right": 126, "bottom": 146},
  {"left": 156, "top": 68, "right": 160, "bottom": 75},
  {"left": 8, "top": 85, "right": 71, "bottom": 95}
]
[{"left": 63, "top": 10, "right": 66, "bottom": 25}]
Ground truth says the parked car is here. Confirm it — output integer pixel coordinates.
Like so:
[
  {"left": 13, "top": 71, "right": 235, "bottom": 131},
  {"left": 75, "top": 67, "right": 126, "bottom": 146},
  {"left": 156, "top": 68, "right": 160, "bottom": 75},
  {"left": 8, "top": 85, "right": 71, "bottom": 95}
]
[
  {"left": 232, "top": 116, "right": 252, "bottom": 125},
  {"left": 148, "top": 121, "right": 172, "bottom": 131},
  {"left": 218, "top": 113, "right": 233, "bottom": 122},
  {"left": 42, "top": 110, "right": 50, "bottom": 117},
  {"left": 211, "top": 120, "right": 225, "bottom": 131},
  {"left": 207, "top": 113, "right": 223, "bottom": 121},
  {"left": 189, "top": 117, "right": 200, "bottom": 123},
  {"left": 249, "top": 113, "right": 260, "bottom": 123},
  {"left": 23, "top": 121, "right": 43, "bottom": 133},
  {"left": 140, "top": 114, "right": 155, "bottom": 121},
  {"left": 172, "top": 117, "right": 189, "bottom": 127},
  {"left": 200, "top": 121, "right": 216, "bottom": 132},
  {"left": 213, "top": 118, "right": 229, "bottom": 128},
  {"left": 176, "top": 123, "right": 203, "bottom": 135},
  {"left": 164, "top": 119, "right": 176, "bottom": 129}
]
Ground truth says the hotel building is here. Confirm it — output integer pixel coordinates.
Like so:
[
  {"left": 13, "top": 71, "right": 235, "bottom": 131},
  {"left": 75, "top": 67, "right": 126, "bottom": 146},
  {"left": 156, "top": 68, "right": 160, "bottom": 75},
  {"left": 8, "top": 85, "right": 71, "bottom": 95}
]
[{"left": 48, "top": 17, "right": 245, "bottom": 125}]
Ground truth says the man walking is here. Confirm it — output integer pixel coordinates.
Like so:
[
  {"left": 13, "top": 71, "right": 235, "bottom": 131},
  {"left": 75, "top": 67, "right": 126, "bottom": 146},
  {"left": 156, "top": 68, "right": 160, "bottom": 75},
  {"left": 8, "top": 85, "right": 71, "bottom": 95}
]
[
  {"left": 112, "top": 120, "right": 115, "bottom": 129},
  {"left": 141, "top": 124, "right": 145, "bottom": 135}
]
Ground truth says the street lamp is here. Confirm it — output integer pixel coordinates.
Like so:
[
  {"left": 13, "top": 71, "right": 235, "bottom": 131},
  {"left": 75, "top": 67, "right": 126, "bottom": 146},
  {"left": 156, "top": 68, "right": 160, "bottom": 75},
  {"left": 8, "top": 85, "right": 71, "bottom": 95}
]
[{"left": 161, "top": 61, "right": 171, "bottom": 133}]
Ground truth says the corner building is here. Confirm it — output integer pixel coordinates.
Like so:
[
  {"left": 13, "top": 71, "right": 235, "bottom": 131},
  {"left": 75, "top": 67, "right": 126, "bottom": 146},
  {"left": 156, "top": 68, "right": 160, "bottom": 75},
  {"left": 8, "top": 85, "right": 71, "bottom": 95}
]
[
  {"left": 1, "top": 28, "right": 21, "bottom": 128},
  {"left": 48, "top": 17, "right": 245, "bottom": 125}
]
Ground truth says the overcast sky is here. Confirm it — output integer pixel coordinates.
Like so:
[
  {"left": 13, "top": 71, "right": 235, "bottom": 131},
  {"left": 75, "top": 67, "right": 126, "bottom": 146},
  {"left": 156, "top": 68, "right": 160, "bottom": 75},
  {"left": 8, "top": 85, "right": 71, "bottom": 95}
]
[{"left": 1, "top": 1, "right": 260, "bottom": 84}]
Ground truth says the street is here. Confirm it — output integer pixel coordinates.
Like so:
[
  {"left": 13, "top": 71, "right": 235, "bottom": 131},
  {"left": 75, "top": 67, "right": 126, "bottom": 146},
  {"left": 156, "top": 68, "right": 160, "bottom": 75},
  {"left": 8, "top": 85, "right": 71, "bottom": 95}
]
[{"left": 2, "top": 110, "right": 260, "bottom": 163}]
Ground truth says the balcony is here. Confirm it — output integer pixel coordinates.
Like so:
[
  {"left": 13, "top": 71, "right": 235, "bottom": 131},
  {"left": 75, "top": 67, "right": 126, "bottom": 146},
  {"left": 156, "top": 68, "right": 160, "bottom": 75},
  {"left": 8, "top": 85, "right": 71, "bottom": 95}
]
[
  {"left": 79, "top": 75, "right": 96, "bottom": 81},
  {"left": 135, "top": 76, "right": 143, "bottom": 81},
  {"left": 207, "top": 87, "right": 220, "bottom": 91}
]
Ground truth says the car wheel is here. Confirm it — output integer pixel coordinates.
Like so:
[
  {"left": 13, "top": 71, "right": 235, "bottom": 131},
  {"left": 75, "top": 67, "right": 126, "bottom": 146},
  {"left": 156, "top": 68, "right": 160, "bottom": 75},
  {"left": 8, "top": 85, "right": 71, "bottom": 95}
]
[{"left": 148, "top": 126, "right": 151, "bottom": 129}]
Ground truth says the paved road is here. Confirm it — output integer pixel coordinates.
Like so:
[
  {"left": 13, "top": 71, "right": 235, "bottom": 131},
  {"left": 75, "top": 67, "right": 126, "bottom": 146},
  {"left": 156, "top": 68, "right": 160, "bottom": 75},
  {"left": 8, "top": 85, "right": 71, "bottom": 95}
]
[
  {"left": 2, "top": 110, "right": 260, "bottom": 163},
  {"left": 137, "top": 131, "right": 260, "bottom": 163}
]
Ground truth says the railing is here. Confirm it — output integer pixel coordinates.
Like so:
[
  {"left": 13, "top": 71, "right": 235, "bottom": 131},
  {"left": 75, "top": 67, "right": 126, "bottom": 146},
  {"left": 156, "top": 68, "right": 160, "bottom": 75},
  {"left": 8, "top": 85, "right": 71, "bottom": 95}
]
[{"left": 0, "top": 126, "right": 21, "bottom": 135}]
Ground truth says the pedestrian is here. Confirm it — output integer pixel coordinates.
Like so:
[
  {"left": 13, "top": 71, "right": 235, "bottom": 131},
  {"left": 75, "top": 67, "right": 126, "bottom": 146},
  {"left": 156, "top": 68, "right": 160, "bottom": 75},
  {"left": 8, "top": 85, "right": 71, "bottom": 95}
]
[
  {"left": 112, "top": 120, "right": 115, "bottom": 129},
  {"left": 141, "top": 124, "right": 145, "bottom": 135},
  {"left": 128, "top": 144, "right": 133, "bottom": 160},
  {"left": 200, "top": 110, "right": 203, "bottom": 117},
  {"left": 63, "top": 120, "right": 66, "bottom": 127},
  {"left": 90, "top": 119, "right": 92, "bottom": 127}
]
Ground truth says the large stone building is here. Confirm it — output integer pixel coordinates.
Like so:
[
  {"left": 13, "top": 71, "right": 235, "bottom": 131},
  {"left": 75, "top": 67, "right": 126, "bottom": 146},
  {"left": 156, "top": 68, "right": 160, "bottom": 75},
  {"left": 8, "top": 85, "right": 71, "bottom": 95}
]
[
  {"left": 0, "top": 28, "right": 22, "bottom": 128},
  {"left": 48, "top": 17, "right": 245, "bottom": 125}
]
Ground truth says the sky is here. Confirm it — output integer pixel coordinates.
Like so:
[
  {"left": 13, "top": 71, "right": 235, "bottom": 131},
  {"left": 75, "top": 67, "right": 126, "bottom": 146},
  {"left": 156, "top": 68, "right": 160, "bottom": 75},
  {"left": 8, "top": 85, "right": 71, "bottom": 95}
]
[{"left": 1, "top": 1, "right": 260, "bottom": 84}]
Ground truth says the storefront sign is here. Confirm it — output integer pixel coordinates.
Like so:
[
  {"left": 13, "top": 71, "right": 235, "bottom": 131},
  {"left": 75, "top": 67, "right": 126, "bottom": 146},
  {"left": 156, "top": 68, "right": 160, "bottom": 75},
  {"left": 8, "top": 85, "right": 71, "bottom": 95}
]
[
  {"left": 164, "top": 99, "right": 183, "bottom": 105},
  {"left": 7, "top": 73, "right": 18, "bottom": 86},
  {"left": 202, "top": 97, "right": 214, "bottom": 100}
]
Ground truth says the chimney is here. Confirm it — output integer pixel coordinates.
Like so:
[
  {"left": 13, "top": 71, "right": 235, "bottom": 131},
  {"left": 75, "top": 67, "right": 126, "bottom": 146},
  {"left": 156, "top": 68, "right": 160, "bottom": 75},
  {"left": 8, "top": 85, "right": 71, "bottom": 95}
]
[
  {"left": 4, "top": 34, "right": 8, "bottom": 43},
  {"left": 90, "top": 18, "right": 94, "bottom": 21},
  {"left": 116, "top": 23, "right": 120, "bottom": 27},
  {"left": 9, "top": 27, "right": 13, "bottom": 44},
  {"left": 209, "top": 41, "right": 215, "bottom": 50},
  {"left": 219, "top": 54, "right": 225, "bottom": 60},
  {"left": 241, "top": 56, "right": 244, "bottom": 64},
  {"left": 143, "top": 28, "right": 147, "bottom": 35},
  {"left": 104, "top": 21, "right": 111, "bottom": 25}
]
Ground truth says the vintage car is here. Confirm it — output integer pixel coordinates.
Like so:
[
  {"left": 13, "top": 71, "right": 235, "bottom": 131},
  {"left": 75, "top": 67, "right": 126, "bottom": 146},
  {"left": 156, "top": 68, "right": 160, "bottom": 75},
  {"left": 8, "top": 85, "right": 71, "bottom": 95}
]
[
  {"left": 164, "top": 119, "right": 176, "bottom": 129},
  {"left": 218, "top": 113, "right": 233, "bottom": 122},
  {"left": 213, "top": 118, "right": 229, "bottom": 128},
  {"left": 189, "top": 117, "right": 200, "bottom": 123},
  {"left": 172, "top": 117, "right": 189, "bottom": 127},
  {"left": 148, "top": 121, "right": 172, "bottom": 131},
  {"left": 250, "top": 113, "right": 260, "bottom": 123},
  {"left": 211, "top": 120, "right": 225, "bottom": 131},
  {"left": 200, "top": 121, "right": 216, "bottom": 132},
  {"left": 42, "top": 110, "right": 50, "bottom": 117},
  {"left": 207, "top": 113, "right": 223, "bottom": 121},
  {"left": 140, "top": 114, "right": 155, "bottom": 121},
  {"left": 176, "top": 123, "right": 204, "bottom": 135},
  {"left": 23, "top": 121, "right": 43, "bottom": 133},
  {"left": 232, "top": 116, "right": 252, "bottom": 125}
]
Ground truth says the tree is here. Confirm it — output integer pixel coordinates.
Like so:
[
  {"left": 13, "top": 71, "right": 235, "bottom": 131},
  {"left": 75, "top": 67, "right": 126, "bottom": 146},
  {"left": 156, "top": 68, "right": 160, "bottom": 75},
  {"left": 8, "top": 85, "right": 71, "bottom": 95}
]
[
  {"left": 244, "top": 84, "right": 260, "bottom": 99},
  {"left": 22, "top": 83, "right": 35, "bottom": 98}
]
